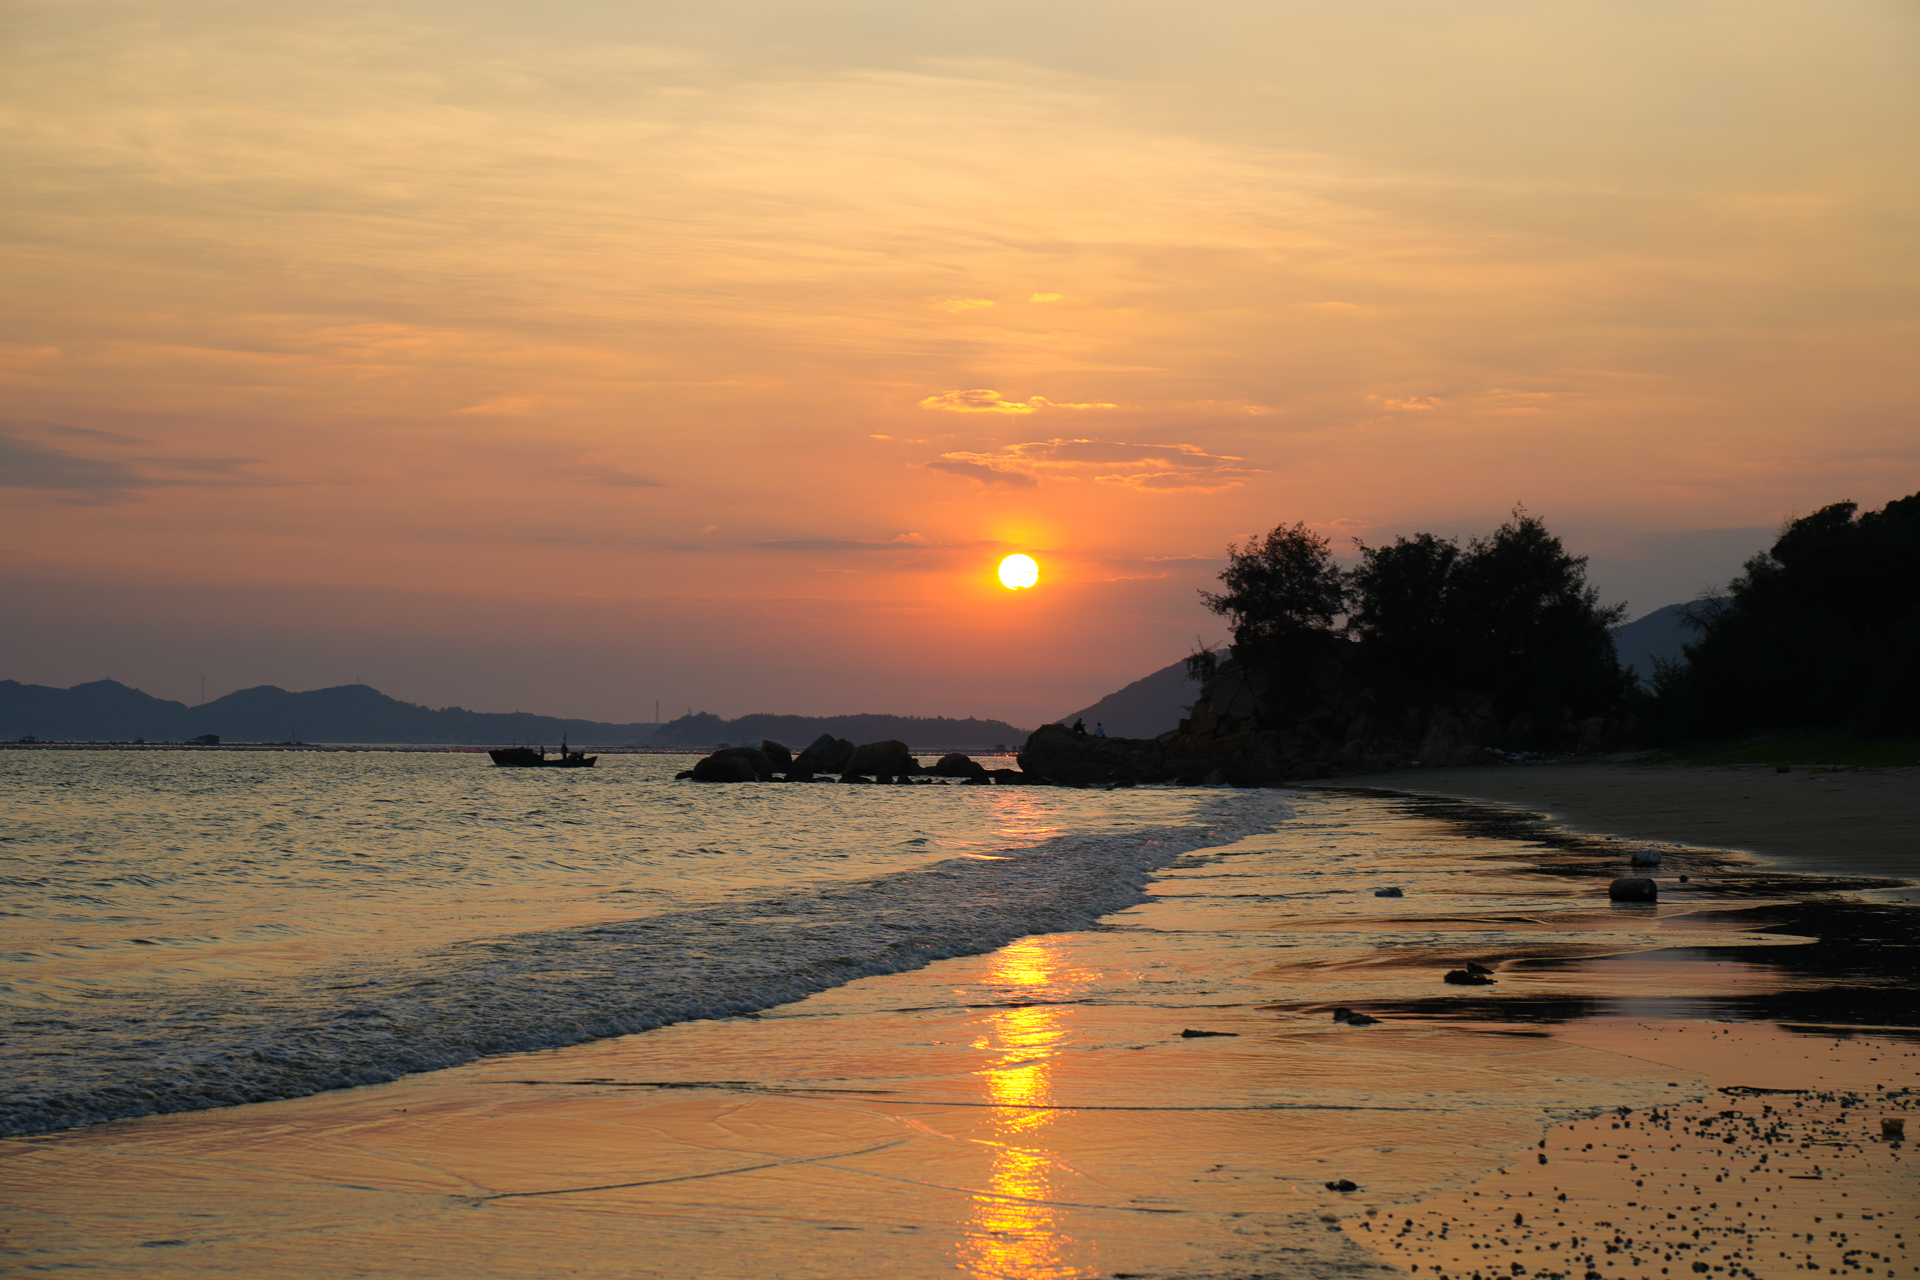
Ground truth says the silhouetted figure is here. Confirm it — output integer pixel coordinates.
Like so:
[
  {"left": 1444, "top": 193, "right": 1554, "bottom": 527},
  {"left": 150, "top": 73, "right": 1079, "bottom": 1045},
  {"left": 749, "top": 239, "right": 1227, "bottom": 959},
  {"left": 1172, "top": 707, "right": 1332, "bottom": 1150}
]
[
  {"left": 1094, "top": 722, "right": 1105, "bottom": 737},
  {"left": 1072, "top": 718, "right": 1086, "bottom": 734}
]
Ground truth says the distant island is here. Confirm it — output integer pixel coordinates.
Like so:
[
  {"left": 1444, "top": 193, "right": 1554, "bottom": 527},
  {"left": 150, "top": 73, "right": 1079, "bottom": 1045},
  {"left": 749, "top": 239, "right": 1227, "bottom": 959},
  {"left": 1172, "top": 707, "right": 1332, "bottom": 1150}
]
[{"left": 0, "top": 679, "right": 1028, "bottom": 750}]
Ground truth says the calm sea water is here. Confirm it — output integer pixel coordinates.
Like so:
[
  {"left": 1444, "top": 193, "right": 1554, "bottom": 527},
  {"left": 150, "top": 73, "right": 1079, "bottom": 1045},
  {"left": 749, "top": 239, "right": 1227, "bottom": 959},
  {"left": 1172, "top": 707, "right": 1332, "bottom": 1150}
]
[
  {"left": 2, "top": 750, "right": 1819, "bottom": 1141},
  {"left": 1, "top": 752, "right": 1261, "bottom": 1135}
]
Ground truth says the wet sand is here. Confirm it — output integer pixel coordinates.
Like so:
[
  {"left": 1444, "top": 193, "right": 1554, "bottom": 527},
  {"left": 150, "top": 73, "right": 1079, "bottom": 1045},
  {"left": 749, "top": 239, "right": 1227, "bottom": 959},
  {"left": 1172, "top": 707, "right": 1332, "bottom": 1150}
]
[
  {"left": 4, "top": 785, "right": 1916, "bottom": 1278},
  {"left": 1339, "top": 1022, "right": 1916, "bottom": 1280},
  {"left": 1309, "top": 762, "right": 1920, "bottom": 881}
]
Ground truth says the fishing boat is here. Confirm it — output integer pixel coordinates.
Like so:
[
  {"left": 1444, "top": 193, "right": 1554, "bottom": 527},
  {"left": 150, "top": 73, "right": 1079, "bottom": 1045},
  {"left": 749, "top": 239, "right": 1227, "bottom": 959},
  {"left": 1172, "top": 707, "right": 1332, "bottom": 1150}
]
[{"left": 488, "top": 734, "right": 596, "bottom": 768}]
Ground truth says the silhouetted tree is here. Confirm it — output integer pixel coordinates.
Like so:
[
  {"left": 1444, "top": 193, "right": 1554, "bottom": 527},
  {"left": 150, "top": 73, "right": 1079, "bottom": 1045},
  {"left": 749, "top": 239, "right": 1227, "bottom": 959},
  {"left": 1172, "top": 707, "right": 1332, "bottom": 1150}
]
[
  {"left": 1200, "top": 522, "right": 1346, "bottom": 663},
  {"left": 1664, "top": 494, "right": 1920, "bottom": 735},
  {"left": 1346, "top": 532, "right": 1461, "bottom": 705},
  {"left": 1446, "top": 508, "right": 1630, "bottom": 726},
  {"left": 1345, "top": 510, "right": 1629, "bottom": 739}
]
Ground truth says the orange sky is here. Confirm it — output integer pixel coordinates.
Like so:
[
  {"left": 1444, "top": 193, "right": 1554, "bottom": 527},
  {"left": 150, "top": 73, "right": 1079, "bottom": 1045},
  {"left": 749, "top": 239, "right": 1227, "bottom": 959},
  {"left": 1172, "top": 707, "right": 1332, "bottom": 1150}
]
[{"left": 3, "top": 0, "right": 1916, "bottom": 725}]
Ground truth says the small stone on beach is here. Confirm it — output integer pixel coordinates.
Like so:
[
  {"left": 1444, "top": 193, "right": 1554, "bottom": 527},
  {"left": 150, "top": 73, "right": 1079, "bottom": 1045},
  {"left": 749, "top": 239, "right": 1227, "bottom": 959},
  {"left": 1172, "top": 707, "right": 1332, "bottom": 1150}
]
[
  {"left": 1443, "top": 969, "right": 1493, "bottom": 985},
  {"left": 1373, "top": 887, "right": 1403, "bottom": 897},
  {"left": 1179, "top": 1028, "right": 1238, "bottom": 1038},
  {"left": 1609, "top": 875, "right": 1659, "bottom": 902}
]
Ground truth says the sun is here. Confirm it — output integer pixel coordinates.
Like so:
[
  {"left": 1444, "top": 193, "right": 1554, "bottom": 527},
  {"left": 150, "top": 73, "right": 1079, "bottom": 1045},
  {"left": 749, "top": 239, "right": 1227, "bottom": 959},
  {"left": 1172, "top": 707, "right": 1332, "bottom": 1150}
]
[{"left": 998, "top": 553, "right": 1040, "bottom": 590}]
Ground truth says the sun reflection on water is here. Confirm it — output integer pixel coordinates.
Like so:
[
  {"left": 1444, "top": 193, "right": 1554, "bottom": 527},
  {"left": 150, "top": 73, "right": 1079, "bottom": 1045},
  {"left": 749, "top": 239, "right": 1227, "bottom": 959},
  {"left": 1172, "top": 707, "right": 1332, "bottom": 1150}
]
[{"left": 955, "top": 937, "right": 1097, "bottom": 1280}]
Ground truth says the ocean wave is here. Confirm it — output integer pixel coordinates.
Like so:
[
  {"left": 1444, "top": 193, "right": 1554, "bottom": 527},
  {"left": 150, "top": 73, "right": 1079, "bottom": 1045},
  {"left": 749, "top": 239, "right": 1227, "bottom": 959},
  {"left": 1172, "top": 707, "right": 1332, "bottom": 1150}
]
[{"left": 1, "top": 792, "right": 1289, "bottom": 1136}]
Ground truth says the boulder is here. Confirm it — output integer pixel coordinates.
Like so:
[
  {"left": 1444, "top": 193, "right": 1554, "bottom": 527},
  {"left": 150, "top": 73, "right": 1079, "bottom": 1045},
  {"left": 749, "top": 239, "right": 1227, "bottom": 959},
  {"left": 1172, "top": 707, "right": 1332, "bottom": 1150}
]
[
  {"left": 760, "top": 740, "right": 793, "bottom": 769},
  {"left": 709, "top": 745, "right": 774, "bottom": 779},
  {"left": 1609, "top": 876, "right": 1658, "bottom": 902},
  {"left": 846, "top": 739, "right": 917, "bottom": 777},
  {"left": 794, "top": 733, "right": 855, "bottom": 774},
  {"left": 933, "top": 752, "right": 988, "bottom": 779},
  {"left": 691, "top": 755, "right": 757, "bottom": 782}
]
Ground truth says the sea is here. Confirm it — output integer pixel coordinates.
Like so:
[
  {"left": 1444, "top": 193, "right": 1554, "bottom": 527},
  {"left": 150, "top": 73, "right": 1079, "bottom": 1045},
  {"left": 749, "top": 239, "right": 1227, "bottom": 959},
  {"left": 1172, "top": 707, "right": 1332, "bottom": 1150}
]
[
  {"left": 0, "top": 748, "right": 1871, "bottom": 1145},
  {"left": 18, "top": 743, "right": 1920, "bottom": 1280},
  {"left": 1, "top": 751, "right": 1290, "bottom": 1136}
]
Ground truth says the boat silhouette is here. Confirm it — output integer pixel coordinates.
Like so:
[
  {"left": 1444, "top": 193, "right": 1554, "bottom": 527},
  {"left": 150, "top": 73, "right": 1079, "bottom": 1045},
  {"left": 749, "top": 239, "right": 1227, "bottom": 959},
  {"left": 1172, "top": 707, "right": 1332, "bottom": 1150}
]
[{"left": 488, "top": 734, "right": 596, "bottom": 768}]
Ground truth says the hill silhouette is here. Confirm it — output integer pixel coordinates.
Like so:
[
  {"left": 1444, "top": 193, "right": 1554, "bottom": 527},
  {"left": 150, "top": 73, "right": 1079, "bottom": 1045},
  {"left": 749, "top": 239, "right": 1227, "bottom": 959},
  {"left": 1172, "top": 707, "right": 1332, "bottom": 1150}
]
[
  {"left": 0, "top": 680, "right": 1027, "bottom": 749},
  {"left": 1054, "top": 653, "right": 1222, "bottom": 739}
]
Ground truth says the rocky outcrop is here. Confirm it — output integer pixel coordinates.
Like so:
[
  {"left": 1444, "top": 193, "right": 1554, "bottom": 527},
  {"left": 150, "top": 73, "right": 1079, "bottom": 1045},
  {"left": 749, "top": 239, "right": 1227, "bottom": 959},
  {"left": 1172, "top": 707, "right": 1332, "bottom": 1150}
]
[
  {"left": 1148, "top": 647, "right": 1636, "bottom": 784},
  {"left": 793, "top": 733, "right": 855, "bottom": 775},
  {"left": 691, "top": 754, "right": 758, "bottom": 782},
  {"left": 845, "top": 738, "right": 916, "bottom": 778},
  {"left": 760, "top": 739, "right": 793, "bottom": 769},
  {"left": 1005, "top": 645, "right": 1636, "bottom": 789},
  {"left": 1017, "top": 724, "right": 1169, "bottom": 786},
  {"left": 932, "top": 752, "right": 988, "bottom": 780}
]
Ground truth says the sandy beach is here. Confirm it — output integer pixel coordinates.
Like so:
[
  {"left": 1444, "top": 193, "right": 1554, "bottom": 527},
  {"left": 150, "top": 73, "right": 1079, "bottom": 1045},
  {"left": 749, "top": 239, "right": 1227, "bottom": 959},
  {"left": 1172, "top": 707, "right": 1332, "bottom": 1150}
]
[
  {"left": 1309, "top": 762, "right": 1920, "bottom": 882},
  {"left": 4, "top": 771, "right": 1915, "bottom": 1279}
]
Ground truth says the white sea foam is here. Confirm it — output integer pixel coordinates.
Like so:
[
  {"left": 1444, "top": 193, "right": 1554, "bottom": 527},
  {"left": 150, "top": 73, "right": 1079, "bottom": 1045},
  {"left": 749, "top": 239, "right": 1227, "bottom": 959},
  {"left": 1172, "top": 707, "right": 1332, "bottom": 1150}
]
[{"left": 1, "top": 751, "right": 1288, "bottom": 1135}]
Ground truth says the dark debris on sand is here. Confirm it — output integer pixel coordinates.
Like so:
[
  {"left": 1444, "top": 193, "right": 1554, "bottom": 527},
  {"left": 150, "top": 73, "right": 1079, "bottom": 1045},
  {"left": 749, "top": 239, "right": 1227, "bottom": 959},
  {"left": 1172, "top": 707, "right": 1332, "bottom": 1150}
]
[{"left": 1343, "top": 1082, "right": 1916, "bottom": 1280}]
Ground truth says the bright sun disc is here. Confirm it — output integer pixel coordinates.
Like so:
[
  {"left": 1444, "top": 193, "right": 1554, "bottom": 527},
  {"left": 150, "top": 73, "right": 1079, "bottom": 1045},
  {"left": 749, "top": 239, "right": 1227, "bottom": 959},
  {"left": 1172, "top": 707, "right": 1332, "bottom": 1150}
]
[{"left": 998, "top": 554, "right": 1040, "bottom": 590}]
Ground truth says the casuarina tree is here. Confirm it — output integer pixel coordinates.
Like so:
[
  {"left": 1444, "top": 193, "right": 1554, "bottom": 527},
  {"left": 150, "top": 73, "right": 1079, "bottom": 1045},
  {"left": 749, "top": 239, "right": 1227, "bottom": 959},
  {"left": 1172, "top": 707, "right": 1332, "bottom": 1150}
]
[
  {"left": 1209, "top": 509, "right": 1630, "bottom": 747},
  {"left": 1665, "top": 493, "right": 1920, "bottom": 735},
  {"left": 1200, "top": 522, "right": 1347, "bottom": 662}
]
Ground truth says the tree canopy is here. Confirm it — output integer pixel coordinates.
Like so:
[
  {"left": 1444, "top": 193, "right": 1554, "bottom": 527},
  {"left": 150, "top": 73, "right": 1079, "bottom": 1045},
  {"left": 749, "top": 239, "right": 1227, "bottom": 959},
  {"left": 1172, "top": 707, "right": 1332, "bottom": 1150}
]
[
  {"left": 1199, "top": 521, "right": 1347, "bottom": 660},
  {"left": 1203, "top": 509, "right": 1631, "bottom": 738},
  {"left": 1660, "top": 493, "right": 1920, "bottom": 735}
]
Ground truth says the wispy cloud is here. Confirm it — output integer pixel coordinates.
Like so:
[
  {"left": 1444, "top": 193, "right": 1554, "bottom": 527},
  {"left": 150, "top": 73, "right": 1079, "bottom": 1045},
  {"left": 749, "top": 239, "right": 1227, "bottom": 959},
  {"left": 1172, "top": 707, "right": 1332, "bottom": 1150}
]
[
  {"left": 0, "top": 420, "right": 267, "bottom": 503},
  {"left": 753, "top": 532, "right": 986, "bottom": 551},
  {"left": 926, "top": 438, "right": 1260, "bottom": 493},
  {"left": 918, "top": 389, "right": 1117, "bottom": 414},
  {"left": 923, "top": 458, "right": 1040, "bottom": 487},
  {"left": 561, "top": 454, "right": 666, "bottom": 488}
]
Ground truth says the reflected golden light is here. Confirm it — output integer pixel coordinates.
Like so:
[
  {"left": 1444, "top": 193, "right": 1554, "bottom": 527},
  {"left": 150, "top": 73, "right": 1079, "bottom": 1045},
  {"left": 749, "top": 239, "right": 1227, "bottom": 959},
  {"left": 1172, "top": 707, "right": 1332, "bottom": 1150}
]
[
  {"left": 997, "top": 553, "right": 1039, "bottom": 590},
  {"left": 956, "top": 936, "right": 1096, "bottom": 1280}
]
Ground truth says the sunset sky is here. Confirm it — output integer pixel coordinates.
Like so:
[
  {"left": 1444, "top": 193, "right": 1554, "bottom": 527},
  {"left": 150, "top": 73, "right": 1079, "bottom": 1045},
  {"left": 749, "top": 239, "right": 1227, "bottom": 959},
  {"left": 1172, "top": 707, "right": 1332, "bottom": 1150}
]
[{"left": 3, "top": 0, "right": 1915, "bottom": 727}]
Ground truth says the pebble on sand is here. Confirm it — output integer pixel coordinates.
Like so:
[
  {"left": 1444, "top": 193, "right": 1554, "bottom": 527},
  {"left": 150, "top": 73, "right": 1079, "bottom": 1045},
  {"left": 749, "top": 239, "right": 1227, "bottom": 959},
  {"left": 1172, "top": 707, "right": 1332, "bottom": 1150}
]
[{"left": 1608, "top": 875, "right": 1658, "bottom": 902}]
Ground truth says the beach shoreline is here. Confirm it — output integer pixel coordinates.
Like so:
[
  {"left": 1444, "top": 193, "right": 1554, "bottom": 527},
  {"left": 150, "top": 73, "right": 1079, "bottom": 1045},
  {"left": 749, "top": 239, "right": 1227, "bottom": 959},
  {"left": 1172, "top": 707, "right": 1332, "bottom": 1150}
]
[
  {"left": 1304, "top": 761, "right": 1920, "bottom": 883},
  {"left": 4, "top": 771, "right": 1915, "bottom": 1279}
]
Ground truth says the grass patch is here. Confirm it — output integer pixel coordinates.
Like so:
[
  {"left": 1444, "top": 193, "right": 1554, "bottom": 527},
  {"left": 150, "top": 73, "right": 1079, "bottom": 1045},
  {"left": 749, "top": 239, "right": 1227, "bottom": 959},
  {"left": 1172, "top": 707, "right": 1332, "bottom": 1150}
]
[{"left": 1652, "top": 730, "right": 1920, "bottom": 768}]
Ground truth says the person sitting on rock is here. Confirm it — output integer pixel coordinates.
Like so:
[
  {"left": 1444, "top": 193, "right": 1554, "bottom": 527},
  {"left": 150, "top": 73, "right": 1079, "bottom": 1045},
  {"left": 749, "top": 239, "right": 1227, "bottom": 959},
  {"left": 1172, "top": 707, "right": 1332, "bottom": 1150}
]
[
  {"left": 1094, "top": 722, "right": 1106, "bottom": 737},
  {"left": 1072, "top": 718, "right": 1087, "bottom": 734}
]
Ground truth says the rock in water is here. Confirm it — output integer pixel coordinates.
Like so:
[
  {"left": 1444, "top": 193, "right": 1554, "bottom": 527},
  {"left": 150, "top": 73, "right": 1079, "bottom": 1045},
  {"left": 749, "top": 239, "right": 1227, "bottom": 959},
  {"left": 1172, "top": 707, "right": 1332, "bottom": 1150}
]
[
  {"left": 700, "top": 745, "right": 774, "bottom": 779},
  {"left": 1374, "top": 886, "right": 1404, "bottom": 898},
  {"left": 1464, "top": 961, "right": 1493, "bottom": 976},
  {"left": 1179, "top": 1028, "right": 1238, "bottom": 1038},
  {"left": 690, "top": 756, "right": 756, "bottom": 782},
  {"left": 1325, "top": 1179, "right": 1359, "bottom": 1192},
  {"left": 1443, "top": 969, "right": 1493, "bottom": 985},
  {"left": 846, "top": 739, "right": 917, "bottom": 777},
  {"left": 760, "top": 739, "right": 793, "bottom": 769},
  {"left": 1630, "top": 848, "right": 1662, "bottom": 866},
  {"left": 1609, "top": 876, "right": 1658, "bottom": 902},
  {"left": 793, "top": 733, "right": 855, "bottom": 774},
  {"left": 933, "top": 752, "right": 988, "bottom": 779},
  {"left": 1332, "top": 1008, "right": 1380, "bottom": 1026}
]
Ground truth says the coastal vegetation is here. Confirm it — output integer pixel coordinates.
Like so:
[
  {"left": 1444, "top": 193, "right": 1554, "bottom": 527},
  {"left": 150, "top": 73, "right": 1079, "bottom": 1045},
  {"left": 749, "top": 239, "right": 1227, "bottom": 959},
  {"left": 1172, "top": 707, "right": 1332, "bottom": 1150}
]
[
  {"left": 1187, "top": 492, "right": 1918, "bottom": 769},
  {"left": 1648, "top": 492, "right": 1919, "bottom": 743},
  {"left": 1195, "top": 508, "right": 1630, "bottom": 758}
]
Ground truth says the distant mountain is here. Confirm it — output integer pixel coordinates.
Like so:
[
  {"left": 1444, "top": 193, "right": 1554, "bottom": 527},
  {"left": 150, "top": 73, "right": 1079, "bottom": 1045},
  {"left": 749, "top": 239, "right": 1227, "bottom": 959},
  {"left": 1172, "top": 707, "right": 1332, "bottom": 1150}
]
[
  {"left": 1055, "top": 654, "right": 1220, "bottom": 739},
  {"left": 0, "top": 680, "right": 1028, "bottom": 749},
  {"left": 1612, "top": 600, "right": 1721, "bottom": 687}
]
